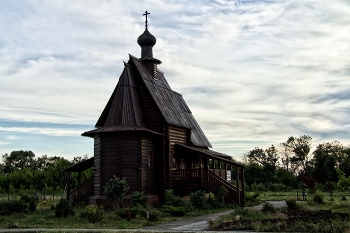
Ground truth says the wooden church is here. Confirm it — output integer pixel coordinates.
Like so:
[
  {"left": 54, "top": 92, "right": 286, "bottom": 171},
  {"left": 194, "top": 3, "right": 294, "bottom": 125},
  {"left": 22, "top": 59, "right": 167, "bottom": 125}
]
[{"left": 64, "top": 12, "right": 245, "bottom": 206}]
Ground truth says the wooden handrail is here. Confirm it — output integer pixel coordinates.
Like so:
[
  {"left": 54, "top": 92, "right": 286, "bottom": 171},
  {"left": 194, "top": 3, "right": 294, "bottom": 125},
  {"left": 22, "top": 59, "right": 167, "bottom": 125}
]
[
  {"left": 70, "top": 176, "right": 94, "bottom": 202},
  {"left": 177, "top": 168, "right": 241, "bottom": 204}
]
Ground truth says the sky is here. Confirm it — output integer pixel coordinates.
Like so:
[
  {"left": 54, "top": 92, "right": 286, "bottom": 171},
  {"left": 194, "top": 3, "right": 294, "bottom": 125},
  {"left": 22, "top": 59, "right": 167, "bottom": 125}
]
[{"left": 1, "top": 0, "right": 350, "bottom": 161}]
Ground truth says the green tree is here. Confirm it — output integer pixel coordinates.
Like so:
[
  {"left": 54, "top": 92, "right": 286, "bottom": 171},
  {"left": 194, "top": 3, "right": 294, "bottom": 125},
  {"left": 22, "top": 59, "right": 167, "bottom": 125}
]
[
  {"left": 311, "top": 141, "right": 344, "bottom": 183},
  {"left": 104, "top": 176, "right": 130, "bottom": 210},
  {"left": 336, "top": 168, "right": 350, "bottom": 191},
  {"left": 2, "top": 150, "right": 36, "bottom": 174},
  {"left": 245, "top": 145, "right": 279, "bottom": 185},
  {"left": 243, "top": 162, "right": 264, "bottom": 187},
  {"left": 281, "top": 135, "right": 312, "bottom": 175}
]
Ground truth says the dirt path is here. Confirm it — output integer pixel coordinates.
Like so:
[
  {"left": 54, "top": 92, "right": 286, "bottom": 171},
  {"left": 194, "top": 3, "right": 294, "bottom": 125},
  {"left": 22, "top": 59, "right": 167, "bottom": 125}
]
[{"left": 142, "top": 201, "right": 286, "bottom": 231}]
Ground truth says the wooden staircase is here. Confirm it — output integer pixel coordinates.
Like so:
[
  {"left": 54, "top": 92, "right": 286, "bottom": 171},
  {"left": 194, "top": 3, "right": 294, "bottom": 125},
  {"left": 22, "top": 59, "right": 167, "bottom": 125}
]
[
  {"left": 69, "top": 176, "right": 94, "bottom": 203},
  {"left": 176, "top": 168, "right": 243, "bottom": 205}
]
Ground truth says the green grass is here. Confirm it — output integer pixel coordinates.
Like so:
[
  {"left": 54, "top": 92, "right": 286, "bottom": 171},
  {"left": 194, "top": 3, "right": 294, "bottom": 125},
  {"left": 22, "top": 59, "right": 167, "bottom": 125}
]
[
  {"left": 256, "top": 190, "right": 350, "bottom": 203},
  {"left": 210, "top": 191, "right": 350, "bottom": 232},
  {"left": 0, "top": 201, "right": 231, "bottom": 229}
]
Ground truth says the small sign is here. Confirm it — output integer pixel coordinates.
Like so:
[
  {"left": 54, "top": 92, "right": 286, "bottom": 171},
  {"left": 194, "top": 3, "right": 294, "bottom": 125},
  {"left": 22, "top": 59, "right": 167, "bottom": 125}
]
[{"left": 226, "top": 171, "right": 231, "bottom": 181}]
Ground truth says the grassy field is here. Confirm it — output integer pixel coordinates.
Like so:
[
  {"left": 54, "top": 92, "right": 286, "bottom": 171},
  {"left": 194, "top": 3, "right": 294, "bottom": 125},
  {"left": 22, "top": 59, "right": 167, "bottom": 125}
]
[
  {"left": 0, "top": 191, "right": 63, "bottom": 202},
  {"left": 0, "top": 198, "right": 231, "bottom": 229},
  {"left": 258, "top": 190, "right": 350, "bottom": 201},
  {"left": 210, "top": 190, "right": 350, "bottom": 232}
]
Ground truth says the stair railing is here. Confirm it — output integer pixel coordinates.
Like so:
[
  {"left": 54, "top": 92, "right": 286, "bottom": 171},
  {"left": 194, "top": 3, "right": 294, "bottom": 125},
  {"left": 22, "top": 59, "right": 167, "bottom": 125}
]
[{"left": 69, "top": 176, "right": 94, "bottom": 202}]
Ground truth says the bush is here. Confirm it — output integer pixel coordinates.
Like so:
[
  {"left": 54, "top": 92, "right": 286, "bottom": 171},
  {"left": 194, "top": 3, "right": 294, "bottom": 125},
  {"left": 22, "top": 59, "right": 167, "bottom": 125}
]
[
  {"left": 190, "top": 190, "right": 208, "bottom": 210},
  {"left": 37, "top": 200, "right": 52, "bottom": 212},
  {"left": 250, "top": 182, "right": 267, "bottom": 192},
  {"left": 104, "top": 176, "right": 130, "bottom": 210},
  {"left": 55, "top": 198, "right": 74, "bottom": 217},
  {"left": 164, "top": 189, "right": 191, "bottom": 208},
  {"left": 161, "top": 205, "right": 187, "bottom": 216},
  {"left": 269, "top": 183, "right": 286, "bottom": 192},
  {"left": 207, "top": 192, "right": 222, "bottom": 208},
  {"left": 28, "top": 198, "right": 37, "bottom": 212},
  {"left": 341, "top": 195, "right": 347, "bottom": 201},
  {"left": 261, "top": 202, "right": 276, "bottom": 213},
  {"left": 81, "top": 205, "right": 103, "bottom": 223},
  {"left": 245, "top": 192, "right": 260, "bottom": 206},
  {"left": 216, "top": 186, "right": 228, "bottom": 203},
  {"left": 131, "top": 191, "right": 148, "bottom": 207},
  {"left": 286, "top": 199, "right": 301, "bottom": 210},
  {"left": 20, "top": 194, "right": 32, "bottom": 203},
  {"left": 0, "top": 200, "right": 26, "bottom": 215},
  {"left": 312, "top": 194, "right": 324, "bottom": 204},
  {"left": 129, "top": 206, "right": 144, "bottom": 218},
  {"left": 140, "top": 209, "right": 160, "bottom": 221}
]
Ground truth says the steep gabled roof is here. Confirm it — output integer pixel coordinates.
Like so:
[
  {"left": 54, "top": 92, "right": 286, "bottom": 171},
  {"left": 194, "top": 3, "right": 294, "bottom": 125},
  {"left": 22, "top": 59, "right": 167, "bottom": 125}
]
[
  {"left": 129, "top": 55, "right": 212, "bottom": 148},
  {"left": 82, "top": 54, "right": 212, "bottom": 148},
  {"left": 82, "top": 62, "right": 163, "bottom": 137},
  {"left": 95, "top": 62, "right": 145, "bottom": 128}
]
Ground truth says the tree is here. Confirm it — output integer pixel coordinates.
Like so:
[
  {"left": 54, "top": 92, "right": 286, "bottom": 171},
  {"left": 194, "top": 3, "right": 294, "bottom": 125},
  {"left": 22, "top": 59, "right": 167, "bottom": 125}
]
[
  {"left": 245, "top": 145, "right": 279, "bottom": 185},
  {"left": 311, "top": 141, "right": 344, "bottom": 183},
  {"left": 104, "top": 176, "right": 130, "bottom": 210},
  {"left": 281, "top": 135, "right": 312, "bottom": 175},
  {"left": 243, "top": 162, "right": 265, "bottom": 187},
  {"left": 2, "top": 150, "right": 36, "bottom": 174},
  {"left": 336, "top": 168, "right": 350, "bottom": 191}
]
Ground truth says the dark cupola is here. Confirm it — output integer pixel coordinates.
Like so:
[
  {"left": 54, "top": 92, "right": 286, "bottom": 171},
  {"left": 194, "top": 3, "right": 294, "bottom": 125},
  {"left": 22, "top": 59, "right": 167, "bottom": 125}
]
[
  {"left": 137, "top": 29, "right": 156, "bottom": 59},
  {"left": 137, "top": 11, "right": 161, "bottom": 79}
]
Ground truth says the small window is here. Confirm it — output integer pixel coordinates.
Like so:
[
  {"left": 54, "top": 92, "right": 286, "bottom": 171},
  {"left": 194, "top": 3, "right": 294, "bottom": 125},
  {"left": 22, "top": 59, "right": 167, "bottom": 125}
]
[
  {"left": 148, "top": 154, "right": 153, "bottom": 167},
  {"left": 172, "top": 157, "right": 177, "bottom": 169}
]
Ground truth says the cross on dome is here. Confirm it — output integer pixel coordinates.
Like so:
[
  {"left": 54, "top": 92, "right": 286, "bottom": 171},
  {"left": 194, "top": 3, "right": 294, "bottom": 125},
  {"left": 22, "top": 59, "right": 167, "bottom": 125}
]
[{"left": 143, "top": 11, "right": 150, "bottom": 29}]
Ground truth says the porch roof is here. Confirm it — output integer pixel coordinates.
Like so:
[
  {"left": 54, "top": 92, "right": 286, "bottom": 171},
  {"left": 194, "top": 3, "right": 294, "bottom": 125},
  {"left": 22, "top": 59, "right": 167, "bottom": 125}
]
[
  {"left": 176, "top": 144, "right": 244, "bottom": 167},
  {"left": 63, "top": 157, "right": 94, "bottom": 172}
]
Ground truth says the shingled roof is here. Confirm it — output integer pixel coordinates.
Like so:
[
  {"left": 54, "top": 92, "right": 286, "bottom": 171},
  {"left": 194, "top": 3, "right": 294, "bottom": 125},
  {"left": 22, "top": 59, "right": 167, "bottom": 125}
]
[{"left": 82, "top": 54, "right": 211, "bottom": 148}]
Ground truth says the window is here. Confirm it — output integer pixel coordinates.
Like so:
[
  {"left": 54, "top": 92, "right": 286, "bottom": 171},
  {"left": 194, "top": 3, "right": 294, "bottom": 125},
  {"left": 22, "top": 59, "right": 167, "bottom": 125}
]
[
  {"left": 172, "top": 157, "right": 177, "bottom": 169},
  {"left": 148, "top": 154, "right": 153, "bottom": 167}
]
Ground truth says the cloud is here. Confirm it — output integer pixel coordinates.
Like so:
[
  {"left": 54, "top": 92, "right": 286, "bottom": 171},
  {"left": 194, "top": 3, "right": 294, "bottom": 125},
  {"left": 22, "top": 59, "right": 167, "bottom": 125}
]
[
  {"left": 1, "top": 0, "right": 350, "bottom": 159},
  {"left": 0, "top": 126, "right": 82, "bottom": 137}
]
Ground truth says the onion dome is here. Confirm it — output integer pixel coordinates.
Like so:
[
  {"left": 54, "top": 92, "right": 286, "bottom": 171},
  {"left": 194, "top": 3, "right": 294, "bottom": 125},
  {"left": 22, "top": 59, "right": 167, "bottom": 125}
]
[
  {"left": 137, "top": 29, "right": 156, "bottom": 59},
  {"left": 137, "top": 29, "right": 156, "bottom": 47}
]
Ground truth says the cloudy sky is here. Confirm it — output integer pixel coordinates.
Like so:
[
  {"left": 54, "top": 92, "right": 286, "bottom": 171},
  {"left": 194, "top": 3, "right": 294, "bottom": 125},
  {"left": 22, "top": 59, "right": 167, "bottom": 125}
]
[{"left": 1, "top": 0, "right": 350, "bottom": 161}]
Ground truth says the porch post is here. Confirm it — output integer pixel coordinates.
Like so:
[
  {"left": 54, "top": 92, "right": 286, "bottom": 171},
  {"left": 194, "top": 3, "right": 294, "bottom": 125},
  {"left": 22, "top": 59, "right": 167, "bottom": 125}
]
[
  {"left": 241, "top": 166, "right": 245, "bottom": 206},
  {"left": 66, "top": 172, "right": 71, "bottom": 200},
  {"left": 235, "top": 166, "right": 240, "bottom": 205},
  {"left": 78, "top": 171, "right": 81, "bottom": 197}
]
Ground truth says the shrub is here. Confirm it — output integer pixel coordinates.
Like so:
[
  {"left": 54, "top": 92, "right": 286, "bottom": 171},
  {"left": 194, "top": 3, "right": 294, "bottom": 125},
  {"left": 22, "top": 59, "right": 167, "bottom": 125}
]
[
  {"left": 216, "top": 186, "right": 228, "bottom": 203},
  {"left": 190, "top": 190, "right": 208, "bottom": 210},
  {"left": 207, "top": 192, "right": 221, "bottom": 208},
  {"left": 104, "top": 176, "right": 130, "bottom": 210},
  {"left": 55, "top": 198, "right": 74, "bottom": 217},
  {"left": 131, "top": 191, "right": 148, "bottom": 207},
  {"left": 250, "top": 182, "right": 267, "bottom": 192},
  {"left": 28, "top": 197, "right": 37, "bottom": 212},
  {"left": 20, "top": 194, "right": 31, "bottom": 203},
  {"left": 0, "top": 200, "right": 26, "bottom": 215},
  {"left": 164, "top": 189, "right": 191, "bottom": 208},
  {"left": 140, "top": 209, "right": 160, "bottom": 221},
  {"left": 312, "top": 194, "right": 324, "bottom": 204},
  {"left": 37, "top": 200, "right": 52, "bottom": 212},
  {"left": 82, "top": 205, "right": 103, "bottom": 223},
  {"left": 341, "top": 195, "right": 347, "bottom": 201},
  {"left": 269, "top": 183, "right": 286, "bottom": 192},
  {"left": 286, "top": 199, "right": 301, "bottom": 210},
  {"left": 245, "top": 192, "right": 260, "bottom": 206},
  {"left": 128, "top": 206, "right": 144, "bottom": 218},
  {"left": 261, "top": 202, "right": 276, "bottom": 213},
  {"left": 161, "top": 205, "right": 187, "bottom": 216}
]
